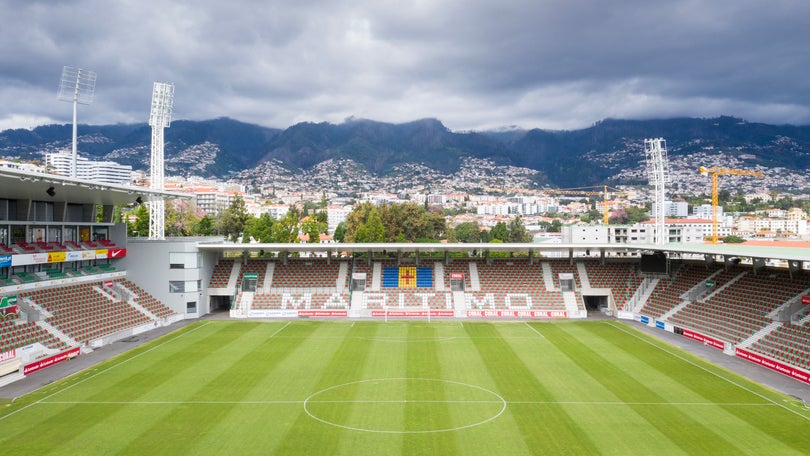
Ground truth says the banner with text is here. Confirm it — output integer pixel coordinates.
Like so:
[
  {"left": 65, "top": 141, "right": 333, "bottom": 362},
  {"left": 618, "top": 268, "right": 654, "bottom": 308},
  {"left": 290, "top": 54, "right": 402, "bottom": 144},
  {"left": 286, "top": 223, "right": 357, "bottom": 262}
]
[
  {"left": 681, "top": 329, "right": 725, "bottom": 350},
  {"left": 23, "top": 347, "right": 80, "bottom": 375},
  {"left": 467, "top": 310, "right": 567, "bottom": 318},
  {"left": 736, "top": 348, "right": 810, "bottom": 384}
]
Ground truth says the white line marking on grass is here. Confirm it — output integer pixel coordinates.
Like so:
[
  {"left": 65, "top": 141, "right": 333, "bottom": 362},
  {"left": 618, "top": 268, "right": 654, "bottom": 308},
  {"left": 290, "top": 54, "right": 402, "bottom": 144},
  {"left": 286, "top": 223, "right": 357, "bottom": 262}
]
[
  {"left": 303, "top": 378, "right": 508, "bottom": 434},
  {"left": 36, "top": 399, "right": 773, "bottom": 407},
  {"left": 0, "top": 322, "right": 213, "bottom": 423},
  {"left": 607, "top": 321, "right": 810, "bottom": 422},
  {"left": 524, "top": 322, "right": 546, "bottom": 339}
]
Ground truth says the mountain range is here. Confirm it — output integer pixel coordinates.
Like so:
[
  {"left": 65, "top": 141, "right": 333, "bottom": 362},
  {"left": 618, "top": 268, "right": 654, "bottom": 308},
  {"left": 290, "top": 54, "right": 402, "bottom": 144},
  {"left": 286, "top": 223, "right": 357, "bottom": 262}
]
[{"left": 1, "top": 116, "right": 809, "bottom": 189}]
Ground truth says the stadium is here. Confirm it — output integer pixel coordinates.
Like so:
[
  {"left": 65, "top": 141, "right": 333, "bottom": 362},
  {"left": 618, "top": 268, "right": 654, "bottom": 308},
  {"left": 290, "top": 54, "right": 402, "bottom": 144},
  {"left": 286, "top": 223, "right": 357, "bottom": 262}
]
[{"left": 1, "top": 167, "right": 809, "bottom": 454}]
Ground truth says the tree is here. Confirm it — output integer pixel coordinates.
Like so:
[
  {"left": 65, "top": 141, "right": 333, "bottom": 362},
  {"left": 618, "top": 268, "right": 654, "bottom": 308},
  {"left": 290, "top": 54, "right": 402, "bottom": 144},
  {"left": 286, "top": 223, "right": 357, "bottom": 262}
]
[
  {"left": 507, "top": 215, "right": 532, "bottom": 242},
  {"left": 490, "top": 222, "right": 508, "bottom": 242},
  {"left": 453, "top": 222, "right": 481, "bottom": 243},
  {"left": 354, "top": 209, "right": 385, "bottom": 242},
  {"left": 721, "top": 235, "right": 746, "bottom": 243},
  {"left": 128, "top": 204, "right": 149, "bottom": 237},
  {"left": 195, "top": 214, "right": 217, "bottom": 236},
  {"left": 218, "top": 195, "right": 249, "bottom": 242},
  {"left": 333, "top": 222, "right": 346, "bottom": 242},
  {"left": 243, "top": 213, "right": 275, "bottom": 243}
]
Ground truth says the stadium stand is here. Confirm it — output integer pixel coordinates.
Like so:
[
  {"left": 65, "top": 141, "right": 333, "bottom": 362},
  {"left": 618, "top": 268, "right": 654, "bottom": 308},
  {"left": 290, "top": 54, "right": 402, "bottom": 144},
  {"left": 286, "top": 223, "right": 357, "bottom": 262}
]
[
  {"left": 668, "top": 269, "right": 809, "bottom": 344},
  {"left": 582, "top": 260, "right": 643, "bottom": 310},
  {"left": 0, "top": 318, "right": 71, "bottom": 353},
  {"left": 749, "top": 322, "right": 810, "bottom": 371},
  {"left": 209, "top": 258, "right": 235, "bottom": 288},
  {"left": 21, "top": 282, "right": 153, "bottom": 345}
]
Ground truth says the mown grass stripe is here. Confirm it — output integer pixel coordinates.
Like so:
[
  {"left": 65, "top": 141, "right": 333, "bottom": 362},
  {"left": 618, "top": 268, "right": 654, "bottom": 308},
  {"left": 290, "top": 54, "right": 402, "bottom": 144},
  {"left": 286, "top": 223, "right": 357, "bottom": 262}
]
[
  {"left": 466, "top": 322, "right": 601, "bottom": 454},
  {"left": 401, "top": 323, "right": 461, "bottom": 453},
  {"left": 543, "top": 323, "right": 745, "bottom": 454},
  {"left": 114, "top": 321, "right": 299, "bottom": 455},
  {"left": 273, "top": 321, "right": 378, "bottom": 454},
  {"left": 0, "top": 322, "right": 217, "bottom": 454},
  {"left": 598, "top": 322, "right": 810, "bottom": 453}
]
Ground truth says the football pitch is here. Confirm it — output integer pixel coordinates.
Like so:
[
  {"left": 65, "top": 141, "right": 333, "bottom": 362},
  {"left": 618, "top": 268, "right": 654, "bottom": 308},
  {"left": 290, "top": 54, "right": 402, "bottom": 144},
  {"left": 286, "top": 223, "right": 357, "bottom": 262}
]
[{"left": 1, "top": 320, "right": 809, "bottom": 455}]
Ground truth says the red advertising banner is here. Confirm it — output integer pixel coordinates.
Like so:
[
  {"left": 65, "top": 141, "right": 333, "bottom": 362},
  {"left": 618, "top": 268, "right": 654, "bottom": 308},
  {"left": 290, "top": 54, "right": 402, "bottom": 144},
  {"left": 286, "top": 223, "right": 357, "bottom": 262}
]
[
  {"left": 681, "top": 329, "right": 725, "bottom": 350},
  {"left": 736, "top": 348, "right": 810, "bottom": 384},
  {"left": 371, "top": 310, "right": 455, "bottom": 317},
  {"left": 466, "top": 310, "right": 568, "bottom": 318},
  {"left": 449, "top": 272, "right": 465, "bottom": 279},
  {"left": 108, "top": 248, "right": 127, "bottom": 259},
  {"left": 0, "top": 349, "right": 16, "bottom": 363},
  {"left": 802, "top": 295, "right": 810, "bottom": 305},
  {"left": 298, "top": 310, "right": 348, "bottom": 317},
  {"left": 23, "top": 347, "right": 80, "bottom": 375}
]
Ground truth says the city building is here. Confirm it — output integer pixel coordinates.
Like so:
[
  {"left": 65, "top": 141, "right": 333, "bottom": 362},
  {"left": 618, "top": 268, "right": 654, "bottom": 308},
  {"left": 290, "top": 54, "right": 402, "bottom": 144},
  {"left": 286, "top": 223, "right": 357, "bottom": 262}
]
[{"left": 45, "top": 152, "right": 132, "bottom": 185}]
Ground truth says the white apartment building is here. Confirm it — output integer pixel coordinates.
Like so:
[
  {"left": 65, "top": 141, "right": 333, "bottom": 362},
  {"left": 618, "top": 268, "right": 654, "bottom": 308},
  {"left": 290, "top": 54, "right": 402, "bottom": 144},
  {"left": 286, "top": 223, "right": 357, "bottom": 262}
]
[
  {"left": 45, "top": 152, "right": 132, "bottom": 185},
  {"left": 651, "top": 200, "right": 689, "bottom": 217},
  {"left": 693, "top": 204, "right": 722, "bottom": 220},
  {"left": 736, "top": 217, "right": 808, "bottom": 236},
  {"left": 563, "top": 219, "right": 708, "bottom": 245},
  {"left": 327, "top": 204, "right": 352, "bottom": 234}
]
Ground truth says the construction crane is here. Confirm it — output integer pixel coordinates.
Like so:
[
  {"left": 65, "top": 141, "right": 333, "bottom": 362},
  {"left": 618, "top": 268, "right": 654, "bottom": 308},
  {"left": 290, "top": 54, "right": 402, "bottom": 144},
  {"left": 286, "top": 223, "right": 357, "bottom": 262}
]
[
  {"left": 542, "top": 186, "right": 631, "bottom": 224},
  {"left": 699, "top": 166, "right": 765, "bottom": 244}
]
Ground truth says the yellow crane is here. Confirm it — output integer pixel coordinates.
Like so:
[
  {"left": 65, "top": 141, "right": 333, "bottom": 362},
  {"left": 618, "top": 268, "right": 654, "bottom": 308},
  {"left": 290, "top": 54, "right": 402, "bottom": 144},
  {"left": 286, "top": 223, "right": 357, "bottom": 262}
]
[
  {"left": 542, "top": 186, "right": 631, "bottom": 224},
  {"left": 698, "top": 166, "right": 765, "bottom": 243}
]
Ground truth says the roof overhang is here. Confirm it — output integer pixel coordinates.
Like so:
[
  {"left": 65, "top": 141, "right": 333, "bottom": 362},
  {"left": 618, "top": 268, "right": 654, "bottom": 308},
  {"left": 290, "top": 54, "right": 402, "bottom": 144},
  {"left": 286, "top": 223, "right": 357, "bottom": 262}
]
[
  {"left": 195, "top": 241, "right": 810, "bottom": 264},
  {"left": 0, "top": 168, "right": 190, "bottom": 206}
]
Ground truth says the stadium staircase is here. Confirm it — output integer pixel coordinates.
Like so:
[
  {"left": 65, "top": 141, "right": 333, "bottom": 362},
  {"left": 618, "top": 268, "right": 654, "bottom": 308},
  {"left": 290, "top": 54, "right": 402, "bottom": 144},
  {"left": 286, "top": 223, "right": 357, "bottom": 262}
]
[
  {"left": 468, "top": 262, "right": 481, "bottom": 291},
  {"left": 541, "top": 262, "right": 555, "bottom": 290},
  {"left": 36, "top": 320, "right": 81, "bottom": 352},
  {"left": 563, "top": 292, "right": 581, "bottom": 316},
  {"left": 658, "top": 299, "right": 691, "bottom": 322},
  {"left": 263, "top": 262, "right": 275, "bottom": 292},
  {"left": 737, "top": 321, "right": 782, "bottom": 349},
  {"left": 576, "top": 263, "right": 591, "bottom": 289},
  {"left": 433, "top": 262, "right": 445, "bottom": 291},
  {"left": 628, "top": 277, "right": 659, "bottom": 314}
]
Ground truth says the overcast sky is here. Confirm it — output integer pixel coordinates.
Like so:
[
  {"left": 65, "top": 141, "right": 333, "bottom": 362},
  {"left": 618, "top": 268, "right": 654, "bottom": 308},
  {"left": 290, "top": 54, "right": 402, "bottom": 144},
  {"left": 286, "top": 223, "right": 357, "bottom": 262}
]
[{"left": 1, "top": 0, "right": 809, "bottom": 132}]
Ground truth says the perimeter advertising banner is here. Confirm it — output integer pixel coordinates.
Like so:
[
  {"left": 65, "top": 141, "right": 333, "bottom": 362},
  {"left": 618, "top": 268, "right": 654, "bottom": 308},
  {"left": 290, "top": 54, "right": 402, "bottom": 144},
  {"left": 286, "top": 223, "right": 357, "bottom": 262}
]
[
  {"left": 802, "top": 295, "right": 810, "bottom": 305},
  {"left": 0, "top": 349, "right": 16, "bottom": 363},
  {"left": 735, "top": 348, "right": 810, "bottom": 384},
  {"left": 5, "top": 249, "right": 125, "bottom": 266},
  {"left": 48, "top": 251, "right": 66, "bottom": 263},
  {"left": 467, "top": 310, "right": 568, "bottom": 318},
  {"left": 246, "top": 309, "right": 347, "bottom": 318},
  {"left": 372, "top": 310, "right": 455, "bottom": 317},
  {"left": 108, "top": 248, "right": 127, "bottom": 259},
  {"left": 23, "top": 347, "right": 80, "bottom": 375},
  {"left": 681, "top": 329, "right": 725, "bottom": 350}
]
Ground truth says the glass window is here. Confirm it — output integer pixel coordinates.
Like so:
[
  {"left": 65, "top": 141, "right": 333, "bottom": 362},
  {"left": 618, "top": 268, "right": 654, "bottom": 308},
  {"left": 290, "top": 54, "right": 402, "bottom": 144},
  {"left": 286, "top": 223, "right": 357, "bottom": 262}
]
[{"left": 169, "top": 252, "right": 198, "bottom": 269}]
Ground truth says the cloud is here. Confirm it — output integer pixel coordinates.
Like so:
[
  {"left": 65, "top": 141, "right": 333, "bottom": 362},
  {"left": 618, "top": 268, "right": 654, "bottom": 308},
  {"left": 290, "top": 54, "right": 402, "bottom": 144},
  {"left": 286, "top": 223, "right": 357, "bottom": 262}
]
[{"left": 1, "top": 0, "right": 809, "bottom": 132}]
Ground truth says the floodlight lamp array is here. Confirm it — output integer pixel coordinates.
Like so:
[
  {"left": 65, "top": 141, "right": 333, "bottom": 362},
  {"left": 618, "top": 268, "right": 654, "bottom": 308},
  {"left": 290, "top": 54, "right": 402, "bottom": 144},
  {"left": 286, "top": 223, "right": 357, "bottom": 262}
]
[
  {"left": 149, "top": 82, "right": 175, "bottom": 128},
  {"left": 57, "top": 66, "right": 97, "bottom": 105}
]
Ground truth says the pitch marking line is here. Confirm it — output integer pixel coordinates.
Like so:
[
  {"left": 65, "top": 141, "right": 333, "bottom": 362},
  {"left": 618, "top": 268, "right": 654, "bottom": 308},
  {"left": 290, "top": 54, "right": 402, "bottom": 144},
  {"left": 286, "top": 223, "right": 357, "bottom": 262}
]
[
  {"left": 0, "top": 321, "right": 216, "bottom": 422},
  {"left": 35, "top": 399, "right": 773, "bottom": 407},
  {"left": 524, "top": 322, "right": 546, "bottom": 339},
  {"left": 607, "top": 321, "right": 810, "bottom": 422},
  {"left": 303, "top": 378, "right": 508, "bottom": 434}
]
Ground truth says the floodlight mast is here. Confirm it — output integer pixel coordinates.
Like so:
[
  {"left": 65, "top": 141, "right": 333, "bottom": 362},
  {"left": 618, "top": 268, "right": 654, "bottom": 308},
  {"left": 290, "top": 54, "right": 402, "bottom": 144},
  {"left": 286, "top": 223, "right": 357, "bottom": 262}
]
[
  {"left": 148, "top": 82, "right": 174, "bottom": 240},
  {"left": 644, "top": 138, "right": 669, "bottom": 245},
  {"left": 57, "top": 66, "right": 96, "bottom": 178}
]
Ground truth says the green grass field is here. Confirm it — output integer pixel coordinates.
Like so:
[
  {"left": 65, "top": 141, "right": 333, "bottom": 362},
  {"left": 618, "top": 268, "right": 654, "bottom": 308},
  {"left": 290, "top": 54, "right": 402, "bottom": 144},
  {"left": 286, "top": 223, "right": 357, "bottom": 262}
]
[{"left": 1, "top": 320, "right": 809, "bottom": 455}]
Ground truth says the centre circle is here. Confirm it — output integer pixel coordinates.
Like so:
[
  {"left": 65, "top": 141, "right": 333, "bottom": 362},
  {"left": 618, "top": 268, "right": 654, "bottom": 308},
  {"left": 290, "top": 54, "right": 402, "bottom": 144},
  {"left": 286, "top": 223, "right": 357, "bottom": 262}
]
[{"left": 303, "top": 378, "right": 507, "bottom": 434}]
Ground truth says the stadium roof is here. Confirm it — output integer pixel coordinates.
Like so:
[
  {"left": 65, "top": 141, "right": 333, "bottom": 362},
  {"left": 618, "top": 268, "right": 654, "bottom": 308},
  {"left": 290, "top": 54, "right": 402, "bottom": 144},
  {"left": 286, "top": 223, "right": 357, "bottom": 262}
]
[
  {"left": 0, "top": 168, "right": 190, "bottom": 206},
  {"left": 196, "top": 241, "right": 810, "bottom": 263}
]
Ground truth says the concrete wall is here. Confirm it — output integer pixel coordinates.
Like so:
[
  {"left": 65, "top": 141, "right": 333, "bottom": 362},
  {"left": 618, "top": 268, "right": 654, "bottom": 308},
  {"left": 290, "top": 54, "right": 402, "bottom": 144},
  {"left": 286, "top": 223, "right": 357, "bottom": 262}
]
[{"left": 121, "top": 236, "right": 223, "bottom": 318}]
